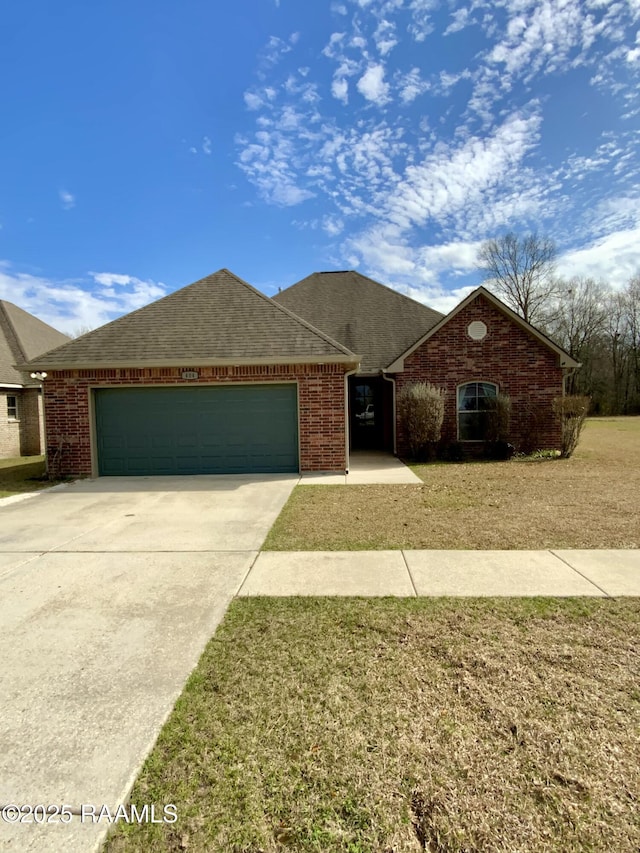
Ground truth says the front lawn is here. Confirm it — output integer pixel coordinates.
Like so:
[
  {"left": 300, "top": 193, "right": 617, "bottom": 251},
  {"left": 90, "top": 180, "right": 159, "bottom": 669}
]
[
  {"left": 264, "top": 417, "right": 640, "bottom": 550},
  {"left": 104, "top": 597, "right": 640, "bottom": 852},
  {"left": 0, "top": 455, "right": 50, "bottom": 499}
]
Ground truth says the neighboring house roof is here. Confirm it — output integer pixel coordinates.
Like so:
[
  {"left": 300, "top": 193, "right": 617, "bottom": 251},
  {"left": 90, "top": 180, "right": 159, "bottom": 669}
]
[
  {"left": 23, "top": 268, "right": 359, "bottom": 370},
  {"left": 0, "top": 300, "right": 70, "bottom": 386},
  {"left": 387, "top": 286, "right": 581, "bottom": 372},
  {"left": 274, "top": 270, "right": 444, "bottom": 373}
]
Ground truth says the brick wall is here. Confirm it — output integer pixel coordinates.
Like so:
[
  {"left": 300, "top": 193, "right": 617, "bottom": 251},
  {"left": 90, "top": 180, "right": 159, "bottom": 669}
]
[
  {"left": 395, "top": 294, "right": 565, "bottom": 454},
  {"left": 43, "top": 364, "right": 348, "bottom": 476},
  {"left": 19, "top": 388, "right": 43, "bottom": 456},
  {"left": 0, "top": 391, "right": 21, "bottom": 458}
]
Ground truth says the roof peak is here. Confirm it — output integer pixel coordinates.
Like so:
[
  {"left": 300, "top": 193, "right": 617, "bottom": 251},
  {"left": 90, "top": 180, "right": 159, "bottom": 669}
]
[{"left": 21, "top": 267, "right": 360, "bottom": 371}]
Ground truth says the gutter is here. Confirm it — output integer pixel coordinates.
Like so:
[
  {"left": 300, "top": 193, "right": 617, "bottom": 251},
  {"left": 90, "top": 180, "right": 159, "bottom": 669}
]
[{"left": 18, "top": 355, "right": 362, "bottom": 371}]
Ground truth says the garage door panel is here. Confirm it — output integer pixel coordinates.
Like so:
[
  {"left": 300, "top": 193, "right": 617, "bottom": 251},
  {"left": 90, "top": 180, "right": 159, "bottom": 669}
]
[{"left": 95, "top": 385, "right": 299, "bottom": 476}]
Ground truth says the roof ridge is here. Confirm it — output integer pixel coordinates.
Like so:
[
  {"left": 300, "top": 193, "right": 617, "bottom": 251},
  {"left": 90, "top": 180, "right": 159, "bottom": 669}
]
[
  {"left": 0, "top": 300, "right": 27, "bottom": 363},
  {"left": 223, "top": 268, "right": 357, "bottom": 357},
  {"left": 286, "top": 270, "right": 445, "bottom": 318}
]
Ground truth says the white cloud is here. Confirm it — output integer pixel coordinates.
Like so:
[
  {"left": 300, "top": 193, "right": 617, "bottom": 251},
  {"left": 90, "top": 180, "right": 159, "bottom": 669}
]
[
  {"left": 401, "top": 282, "right": 478, "bottom": 315},
  {"left": 236, "top": 129, "right": 316, "bottom": 207},
  {"left": 234, "top": 0, "right": 640, "bottom": 302},
  {"left": 487, "top": 0, "right": 606, "bottom": 84},
  {"left": 0, "top": 265, "right": 166, "bottom": 333},
  {"left": 346, "top": 223, "right": 416, "bottom": 275},
  {"left": 373, "top": 19, "right": 397, "bottom": 55},
  {"left": 244, "top": 91, "right": 264, "bottom": 111},
  {"left": 259, "top": 35, "right": 295, "bottom": 69},
  {"left": 383, "top": 110, "right": 543, "bottom": 233},
  {"left": 322, "top": 215, "right": 345, "bottom": 236},
  {"left": 444, "top": 7, "right": 472, "bottom": 36},
  {"left": 557, "top": 226, "right": 640, "bottom": 287},
  {"left": 435, "top": 68, "right": 472, "bottom": 95},
  {"left": 356, "top": 63, "right": 390, "bottom": 103},
  {"left": 59, "top": 190, "right": 75, "bottom": 210},
  {"left": 397, "top": 67, "right": 430, "bottom": 103},
  {"left": 332, "top": 77, "right": 349, "bottom": 103},
  {"left": 322, "top": 32, "right": 346, "bottom": 59},
  {"left": 408, "top": 0, "right": 437, "bottom": 41},
  {"left": 202, "top": 136, "right": 212, "bottom": 155},
  {"left": 92, "top": 272, "right": 134, "bottom": 287}
]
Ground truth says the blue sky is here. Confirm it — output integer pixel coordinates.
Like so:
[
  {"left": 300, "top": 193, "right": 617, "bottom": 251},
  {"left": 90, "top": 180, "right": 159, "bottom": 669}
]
[{"left": 1, "top": 0, "right": 639, "bottom": 334}]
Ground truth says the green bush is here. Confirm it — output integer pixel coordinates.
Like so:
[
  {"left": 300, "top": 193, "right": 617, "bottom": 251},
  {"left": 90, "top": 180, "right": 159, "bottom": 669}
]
[
  {"left": 552, "top": 395, "right": 590, "bottom": 458},
  {"left": 398, "top": 382, "right": 445, "bottom": 460}
]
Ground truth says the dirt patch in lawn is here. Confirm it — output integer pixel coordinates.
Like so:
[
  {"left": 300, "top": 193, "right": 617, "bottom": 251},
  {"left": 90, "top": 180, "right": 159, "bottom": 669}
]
[
  {"left": 104, "top": 597, "right": 640, "bottom": 853},
  {"left": 264, "top": 417, "right": 640, "bottom": 550}
]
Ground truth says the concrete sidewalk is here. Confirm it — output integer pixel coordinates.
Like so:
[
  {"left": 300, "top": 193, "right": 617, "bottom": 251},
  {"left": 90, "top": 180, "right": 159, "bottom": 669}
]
[{"left": 239, "top": 549, "right": 640, "bottom": 597}]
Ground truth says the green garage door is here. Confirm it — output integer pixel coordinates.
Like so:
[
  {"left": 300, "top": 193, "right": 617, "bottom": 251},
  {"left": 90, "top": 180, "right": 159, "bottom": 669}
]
[{"left": 94, "top": 384, "right": 299, "bottom": 475}]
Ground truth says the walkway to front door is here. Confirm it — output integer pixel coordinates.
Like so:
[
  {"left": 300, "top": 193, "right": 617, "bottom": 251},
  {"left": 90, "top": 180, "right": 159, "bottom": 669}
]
[{"left": 301, "top": 450, "right": 421, "bottom": 484}]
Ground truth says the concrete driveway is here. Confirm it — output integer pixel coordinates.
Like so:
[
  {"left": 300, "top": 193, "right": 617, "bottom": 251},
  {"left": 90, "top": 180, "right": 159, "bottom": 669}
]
[{"left": 0, "top": 474, "right": 297, "bottom": 853}]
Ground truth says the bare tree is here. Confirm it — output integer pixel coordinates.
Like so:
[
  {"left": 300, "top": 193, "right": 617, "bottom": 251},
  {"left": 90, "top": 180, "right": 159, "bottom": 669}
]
[
  {"left": 624, "top": 275, "right": 640, "bottom": 408},
  {"left": 604, "top": 290, "right": 631, "bottom": 414},
  {"left": 71, "top": 325, "right": 93, "bottom": 338},
  {"left": 546, "top": 277, "right": 608, "bottom": 395},
  {"left": 477, "top": 232, "right": 558, "bottom": 325}
]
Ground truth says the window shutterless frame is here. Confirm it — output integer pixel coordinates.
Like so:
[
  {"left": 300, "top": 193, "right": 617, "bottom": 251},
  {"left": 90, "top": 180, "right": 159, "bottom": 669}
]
[
  {"left": 457, "top": 382, "right": 498, "bottom": 441},
  {"left": 7, "top": 394, "right": 18, "bottom": 419}
]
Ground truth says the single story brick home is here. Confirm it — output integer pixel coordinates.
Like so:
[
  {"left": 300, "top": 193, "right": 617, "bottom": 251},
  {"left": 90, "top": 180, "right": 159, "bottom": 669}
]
[
  {"left": 20, "top": 268, "right": 579, "bottom": 477},
  {"left": 1, "top": 300, "right": 69, "bottom": 459}
]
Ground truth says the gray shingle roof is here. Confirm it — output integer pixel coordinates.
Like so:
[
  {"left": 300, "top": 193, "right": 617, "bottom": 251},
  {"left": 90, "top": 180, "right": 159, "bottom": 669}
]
[
  {"left": 23, "top": 269, "right": 358, "bottom": 370},
  {"left": 274, "top": 270, "right": 444, "bottom": 372},
  {"left": 0, "top": 300, "right": 70, "bottom": 385}
]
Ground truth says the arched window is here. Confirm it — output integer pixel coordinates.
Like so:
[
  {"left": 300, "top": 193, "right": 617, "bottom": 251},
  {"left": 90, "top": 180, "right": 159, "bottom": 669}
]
[{"left": 457, "top": 382, "right": 498, "bottom": 441}]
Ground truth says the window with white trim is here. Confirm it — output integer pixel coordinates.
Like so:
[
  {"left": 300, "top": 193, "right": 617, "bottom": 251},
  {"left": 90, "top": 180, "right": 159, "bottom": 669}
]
[
  {"left": 457, "top": 382, "right": 497, "bottom": 441},
  {"left": 7, "top": 395, "right": 18, "bottom": 420}
]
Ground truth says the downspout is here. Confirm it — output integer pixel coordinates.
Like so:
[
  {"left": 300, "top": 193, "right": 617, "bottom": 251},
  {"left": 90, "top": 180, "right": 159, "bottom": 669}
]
[
  {"left": 382, "top": 370, "right": 397, "bottom": 455},
  {"left": 344, "top": 366, "right": 358, "bottom": 473}
]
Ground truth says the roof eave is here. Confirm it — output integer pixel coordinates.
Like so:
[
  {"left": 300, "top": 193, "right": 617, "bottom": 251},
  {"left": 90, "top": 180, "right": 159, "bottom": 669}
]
[{"left": 19, "top": 354, "right": 362, "bottom": 371}]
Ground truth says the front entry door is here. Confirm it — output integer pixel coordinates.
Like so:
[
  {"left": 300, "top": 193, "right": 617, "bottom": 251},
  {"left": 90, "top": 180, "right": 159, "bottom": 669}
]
[{"left": 350, "top": 378, "right": 384, "bottom": 450}]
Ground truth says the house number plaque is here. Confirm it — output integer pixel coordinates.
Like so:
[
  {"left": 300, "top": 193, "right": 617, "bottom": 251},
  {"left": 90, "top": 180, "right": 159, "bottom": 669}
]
[{"left": 181, "top": 370, "right": 199, "bottom": 379}]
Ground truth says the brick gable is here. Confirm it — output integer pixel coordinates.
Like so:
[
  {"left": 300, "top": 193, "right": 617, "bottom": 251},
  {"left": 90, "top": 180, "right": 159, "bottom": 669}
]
[{"left": 395, "top": 293, "right": 564, "bottom": 453}]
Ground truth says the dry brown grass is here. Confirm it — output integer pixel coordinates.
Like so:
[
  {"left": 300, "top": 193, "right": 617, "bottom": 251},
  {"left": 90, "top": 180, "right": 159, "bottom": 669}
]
[
  {"left": 104, "top": 598, "right": 640, "bottom": 852},
  {"left": 264, "top": 417, "right": 640, "bottom": 550}
]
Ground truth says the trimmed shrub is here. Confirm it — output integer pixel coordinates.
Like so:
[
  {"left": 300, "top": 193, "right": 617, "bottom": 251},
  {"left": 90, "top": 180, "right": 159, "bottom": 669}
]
[
  {"left": 552, "top": 395, "right": 590, "bottom": 458},
  {"left": 485, "top": 393, "right": 512, "bottom": 443},
  {"left": 519, "top": 394, "right": 549, "bottom": 454},
  {"left": 397, "top": 382, "right": 445, "bottom": 460}
]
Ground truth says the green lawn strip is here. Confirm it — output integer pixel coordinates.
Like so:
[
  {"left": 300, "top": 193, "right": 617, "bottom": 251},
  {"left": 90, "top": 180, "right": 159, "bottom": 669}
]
[{"left": 104, "top": 597, "right": 640, "bottom": 853}]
